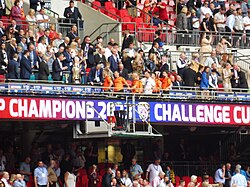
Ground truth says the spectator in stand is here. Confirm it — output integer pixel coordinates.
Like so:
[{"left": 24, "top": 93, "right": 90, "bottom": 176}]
[
  {"left": 66, "top": 24, "right": 78, "bottom": 44},
  {"left": 243, "top": 10, "right": 250, "bottom": 47},
  {"left": 109, "top": 48, "right": 120, "bottom": 72},
  {"left": 121, "top": 170, "right": 133, "bottom": 187},
  {"left": 143, "top": 0, "right": 154, "bottom": 23},
  {"left": 216, "top": 37, "right": 231, "bottom": 55},
  {"left": 48, "top": 24, "right": 58, "bottom": 41},
  {"left": 200, "top": 32, "right": 212, "bottom": 64},
  {"left": 10, "top": 0, "right": 22, "bottom": 21},
  {"left": 182, "top": 63, "right": 197, "bottom": 88},
  {"left": 88, "top": 165, "right": 99, "bottom": 187},
  {"left": 231, "top": 63, "right": 240, "bottom": 91},
  {"left": 130, "top": 158, "right": 143, "bottom": 180},
  {"left": 105, "top": 42, "right": 113, "bottom": 60},
  {"left": 103, "top": 68, "right": 113, "bottom": 91},
  {"left": 157, "top": 0, "right": 168, "bottom": 26},
  {"left": 176, "top": 0, "right": 186, "bottom": 14},
  {"left": 94, "top": 47, "right": 106, "bottom": 66},
  {"left": 214, "top": 7, "right": 226, "bottom": 33},
  {"left": 188, "top": 175, "right": 201, "bottom": 187},
  {"left": 1, "top": 172, "right": 11, "bottom": 187},
  {"left": 18, "top": 37, "right": 27, "bottom": 52},
  {"left": 52, "top": 52, "right": 68, "bottom": 81},
  {"left": 7, "top": 53, "right": 19, "bottom": 79},
  {"left": 0, "top": 42, "right": 8, "bottom": 72},
  {"left": 88, "top": 63, "right": 103, "bottom": 85},
  {"left": 152, "top": 72, "right": 161, "bottom": 93},
  {"left": 225, "top": 10, "right": 236, "bottom": 38},
  {"left": 47, "top": 159, "right": 58, "bottom": 187},
  {"left": 38, "top": 28, "right": 50, "bottom": 45},
  {"left": 28, "top": 43, "right": 38, "bottom": 68},
  {"left": 126, "top": 0, "right": 137, "bottom": 18},
  {"left": 6, "top": 38, "right": 17, "bottom": 60},
  {"left": 173, "top": 75, "right": 183, "bottom": 89},
  {"left": 36, "top": 8, "right": 50, "bottom": 29},
  {"left": 225, "top": 163, "right": 232, "bottom": 187},
  {"left": 81, "top": 35, "right": 95, "bottom": 68},
  {"left": 241, "top": 0, "right": 248, "bottom": 17},
  {"left": 231, "top": 168, "right": 247, "bottom": 187},
  {"left": 122, "top": 30, "right": 134, "bottom": 52},
  {"left": 141, "top": 71, "right": 156, "bottom": 94},
  {"left": 26, "top": 9, "right": 37, "bottom": 31},
  {"left": 234, "top": 8, "right": 244, "bottom": 47},
  {"left": 204, "top": 50, "right": 219, "bottom": 68},
  {"left": 176, "top": 7, "right": 188, "bottom": 46},
  {"left": 222, "top": 63, "right": 232, "bottom": 92},
  {"left": 159, "top": 55, "right": 169, "bottom": 75},
  {"left": 176, "top": 52, "right": 188, "bottom": 78},
  {"left": 30, "top": 0, "right": 45, "bottom": 12},
  {"left": 118, "top": 63, "right": 129, "bottom": 80},
  {"left": 19, "top": 157, "right": 32, "bottom": 183},
  {"left": 146, "top": 158, "right": 163, "bottom": 185},
  {"left": 38, "top": 55, "right": 50, "bottom": 80},
  {"left": 238, "top": 66, "right": 249, "bottom": 92},
  {"left": 160, "top": 71, "right": 172, "bottom": 94},
  {"left": 200, "top": 66, "right": 210, "bottom": 98},
  {"left": 209, "top": 69, "right": 219, "bottom": 92},
  {"left": 64, "top": 0, "right": 82, "bottom": 24},
  {"left": 200, "top": 13, "right": 217, "bottom": 33},
  {"left": 37, "top": 37, "right": 47, "bottom": 55},
  {"left": 0, "top": 21, "right": 5, "bottom": 39},
  {"left": 59, "top": 37, "right": 70, "bottom": 49},
  {"left": 200, "top": 1, "right": 213, "bottom": 22},
  {"left": 226, "top": 3, "right": 235, "bottom": 17},
  {"left": 13, "top": 174, "right": 26, "bottom": 187},
  {"left": 102, "top": 168, "right": 112, "bottom": 187},
  {"left": 64, "top": 165, "right": 76, "bottom": 187},
  {"left": 34, "top": 161, "right": 49, "bottom": 187},
  {"left": 113, "top": 70, "right": 130, "bottom": 92},
  {"left": 215, "top": 165, "right": 226, "bottom": 185},
  {"left": 20, "top": 50, "right": 32, "bottom": 79},
  {"left": 0, "top": 0, "right": 6, "bottom": 18},
  {"left": 148, "top": 41, "right": 161, "bottom": 61},
  {"left": 151, "top": 2, "right": 161, "bottom": 27}
]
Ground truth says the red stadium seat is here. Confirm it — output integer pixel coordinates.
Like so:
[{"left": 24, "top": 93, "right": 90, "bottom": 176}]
[
  {"left": 209, "top": 177, "right": 214, "bottom": 184},
  {"left": 197, "top": 176, "right": 202, "bottom": 183},
  {"left": 82, "top": 175, "right": 89, "bottom": 187},
  {"left": 98, "top": 175, "right": 102, "bottom": 187},
  {"left": 182, "top": 176, "right": 191, "bottom": 187},
  {"left": 105, "top": 1, "right": 114, "bottom": 9},
  {"left": 117, "top": 9, "right": 129, "bottom": 17},
  {"left": 92, "top": 1, "right": 101, "bottom": 10},
  {"left": 107, "top": 8, "right": 118, "bottom": 20}
]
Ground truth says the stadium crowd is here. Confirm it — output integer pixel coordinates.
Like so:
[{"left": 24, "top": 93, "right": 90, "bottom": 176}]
[
  {"left": 0, "top": 0, "right": 249, "bottom": 95},
  {"left": 0, "top": 141, "right": 250, "bottom": 187}
]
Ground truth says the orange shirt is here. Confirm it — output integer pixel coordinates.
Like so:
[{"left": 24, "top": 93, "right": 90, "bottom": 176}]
[
  {"left": 103, "top": 76, "right": 112, "bottom": 91},
  {"left": 131, "top": 80, "right": 143, "bottom": 93},
  {"left": 160, "top": 77, "right": 172, "bottom": 90},
  {"left": 153, "top": 78, "right": 161, "bottom": 93},
  {"left": 113, "top": 77, "right": 127, "bottom": 92}
]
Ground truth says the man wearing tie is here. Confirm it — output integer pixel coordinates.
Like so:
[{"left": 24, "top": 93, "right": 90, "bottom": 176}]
[
  {"left": 20, "top": 50, "right": 32, "bottom": 80},
  {"left": 108, "top": 48, "right": 119, "bottom": 72},
  {"left": 63, "top": 0, "right": 82, "bottom": 24},
  {"left": 173, "top": 75, "right": 183, "bottom": 90}
]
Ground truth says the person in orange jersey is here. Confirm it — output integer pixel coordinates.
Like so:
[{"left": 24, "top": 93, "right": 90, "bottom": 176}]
[
  {"left": 131, "top": 72, "right": 143, "bottom": 93},
  {"left": 103, "top": 69, "right": 113, "bottom": 92},
  {"left": 160, "top": 71, "right": 172, "bottom": 94},
  {"left": 113, "top": 71, "right": 130, "bottom": 92},
  {"left": 152, "top": 72, "right": 162, "bottom": 93}
]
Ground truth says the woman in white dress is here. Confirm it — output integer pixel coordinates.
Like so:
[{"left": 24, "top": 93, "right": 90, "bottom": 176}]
[
  {"left": 121, "top": 170, "right": 132, "bottom": 187},
  {"left": 64, "top": 167, "right": 76, "bottom": 187}
]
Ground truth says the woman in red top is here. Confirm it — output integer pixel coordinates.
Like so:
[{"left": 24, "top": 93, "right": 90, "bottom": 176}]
[
  {"left": 157, "top": 0, "right": 168, "bottom": 27},
  {"left": 10, "top": 0, "right": 22, "bottom": 21}
]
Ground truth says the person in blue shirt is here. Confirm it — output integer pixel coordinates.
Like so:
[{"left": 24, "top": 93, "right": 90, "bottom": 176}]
[
  {"left": 34, "top": 161, "right": 48, "bottom": 187},
  {"left": 13, "top": 174, "right": 26, "bottom": 187},
  {"left": 200, "top": 66, "right": 210, "bottom": 99}
]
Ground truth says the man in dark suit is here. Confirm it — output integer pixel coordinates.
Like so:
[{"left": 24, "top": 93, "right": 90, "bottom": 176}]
[
  {"left": 148, "top": 41, "right": 161, "bottom": 61},
  {"left": 66, "top": 24, "right": 78, "bottom": 43},
  {"left": 7, "top": 53, "right": 19, "bottom": 79},
  {"left": 20, "top": 50, "right": 32, "bottom": 79},
  {"left": 159, "top": 55, "right": 169, "bottom": 77},
  {"left": 38, "top": 56, "right": 50, "bottom": 80},
  {"left": 108, "top": 48, "right": 119, "bottom": 72},
  {"left": 231, "top": 63, "right": 240, "bottom": 90},
  {"left": 88, "top": 63, "right": 103, "bottom": 85},
  {"left": 63, "top": 0, "right": 82, "bottom": 24},
  {"left": 52, "top": 52, "right": 68, "bottom": 81},
  {"left": 173, "top": 75, "right": 183, "bottom": 90},
  {"left": 59, "top": 37, "right": 70, "bottom": 50},
  {"left": 121, "top": 30, "right": 134, "bottom": 51},
  {"left": 94, "top": 47, "right": 106, "bottom": 66},
  {"left": 182, "top": 65, "right": 197, "bottom": 88},
  {"left": 81, "top": 35, "right": 95, "bottom": 68},
  {"left": 6, "top": 38, "right": 17, "bottom": 60},
  {"left": 238, "top": 66, "right": 249, "bottom": 92},
  {"left": 118, "top": 63, "right": 128, "bottom": 80}
]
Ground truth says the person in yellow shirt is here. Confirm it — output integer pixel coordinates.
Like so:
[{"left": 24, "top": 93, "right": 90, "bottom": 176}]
[
  {"left": 113, "top": 71, "right": 130, "bottom": 92},
  {"left": 131, "top": 72, "right": 143, "bottom": 93}
]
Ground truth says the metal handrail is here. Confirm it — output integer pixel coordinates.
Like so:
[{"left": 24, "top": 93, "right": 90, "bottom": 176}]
[{"left": 44, "top": 7, "right": 59, "bottom": 18}]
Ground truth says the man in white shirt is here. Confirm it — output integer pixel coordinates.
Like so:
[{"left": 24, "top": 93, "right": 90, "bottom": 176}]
[
  {"left": 243, "top": 10, "right": 250, "bottom": 47},
  {"left": 1, "top": 171, "right": 11, "bottom": 187},
  {"left": 105, "top": 42, "right": 113, "bottom": 60},
  {"left": 176, "top": 52, "right": 187, "bottom": 78},
  {"left": 225, "top": 10, "right": 237, "bottom": 34},
  {"left": 214, "top": 8, "right": 226, "bottom": 32},
  {"left": 152, "top": 171, "right": 165, "bottom": 187},
  {"left": 234, "top": 8, "right": 244, "bottom": 47},
  {"left": 230, "top": 169, "right": 247, "bottom": 187},
  {"left": 200, "top": 1, "right": 213, "bottom": 22},
  {"left": 146, "top": 158, "right": 163, "bottom": 185},
  {"left": 36, "top": 8, "right": 50, "bottom": 29},
  {"left": 141, "top": 71, "right": 156, "bottom": 94}
]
